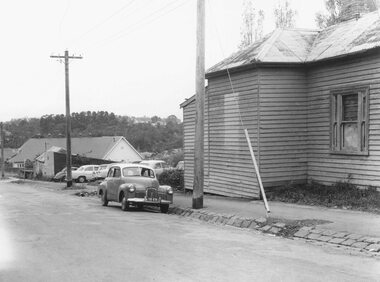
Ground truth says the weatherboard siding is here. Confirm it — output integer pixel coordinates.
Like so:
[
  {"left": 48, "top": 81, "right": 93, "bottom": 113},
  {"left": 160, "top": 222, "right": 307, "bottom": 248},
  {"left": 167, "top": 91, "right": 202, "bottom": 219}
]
[
  {"left": 258, "top": 67, "right": 308, "bottom": 186},
  {"left": 207, "top": 71, "right": 260, "bottom": 198},
  {"left": 184, "top": 70, "right": 262, "bottom": 199},
  {"left": 307, "top": 52, "right": 380, "bottom": 187}
]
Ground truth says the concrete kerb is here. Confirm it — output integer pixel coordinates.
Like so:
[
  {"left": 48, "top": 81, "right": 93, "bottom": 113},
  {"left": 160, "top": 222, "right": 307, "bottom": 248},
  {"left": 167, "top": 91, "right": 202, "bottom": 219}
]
[{"left": 167, "top": 206, "right": 380, "bottom": 256}]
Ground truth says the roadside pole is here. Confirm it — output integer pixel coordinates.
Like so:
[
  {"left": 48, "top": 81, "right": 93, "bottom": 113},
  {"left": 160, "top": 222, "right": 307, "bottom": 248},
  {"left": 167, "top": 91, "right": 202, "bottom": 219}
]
[
  {"left": 193, "top": 0, "right": 205, "bottom": 209},
  {"left": 50, "top": 51, "right": 82, "bottom": 188},
  {"left": 0, "top": 122, "right": 4, "bottom": 179}
]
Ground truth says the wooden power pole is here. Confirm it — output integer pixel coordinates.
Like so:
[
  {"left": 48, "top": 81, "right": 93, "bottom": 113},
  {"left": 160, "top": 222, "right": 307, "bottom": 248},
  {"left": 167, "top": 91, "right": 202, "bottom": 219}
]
[
  {"left": 193, "top": 0, "right": 205, "bottom": 209},
  {"left": 0, "top": 122, "right": 4, "bottom": 179},
  {"left": 50, "top": 51, "right": 82, "bottom": 188}
]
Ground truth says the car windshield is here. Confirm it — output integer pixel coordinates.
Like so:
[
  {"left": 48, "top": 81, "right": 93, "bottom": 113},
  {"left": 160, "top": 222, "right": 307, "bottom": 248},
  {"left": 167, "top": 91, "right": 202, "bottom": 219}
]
[
  {"left": 99, "top": 165, "right": 108, "bottom": 170},
  {"left": 122, "top": 167, "right": 155, "bottom": 178}
]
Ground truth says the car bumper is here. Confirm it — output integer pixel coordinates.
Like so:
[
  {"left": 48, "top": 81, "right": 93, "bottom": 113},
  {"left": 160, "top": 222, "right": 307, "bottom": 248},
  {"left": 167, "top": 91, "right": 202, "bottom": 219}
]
[{"left": 127, "top": 198, "right": 172, "bottom": 205}]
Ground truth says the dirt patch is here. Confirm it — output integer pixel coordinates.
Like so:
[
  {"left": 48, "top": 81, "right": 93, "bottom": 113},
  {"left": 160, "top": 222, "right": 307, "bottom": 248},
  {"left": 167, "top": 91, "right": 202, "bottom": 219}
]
[{"left": 74, "top": 190, "right": 98, "bottom": 197}]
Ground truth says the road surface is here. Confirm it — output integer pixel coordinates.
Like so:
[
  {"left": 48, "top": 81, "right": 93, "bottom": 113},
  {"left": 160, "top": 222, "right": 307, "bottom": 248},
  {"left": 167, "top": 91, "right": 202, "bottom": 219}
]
[{"left": 0, "top": 181, "right": 379, "bottom": 281}]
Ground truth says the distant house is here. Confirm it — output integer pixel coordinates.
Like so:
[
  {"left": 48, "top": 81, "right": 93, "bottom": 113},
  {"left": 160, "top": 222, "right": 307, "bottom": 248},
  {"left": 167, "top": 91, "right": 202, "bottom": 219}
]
[
  {"left": 181, "top": 5, "right": 380, "bottom": 198},
  {"left": 9, "top": 136, "right": 142, "bottom": 169},
  {"left": 34, "top": 146, "right": 115, "bottom": 178}
]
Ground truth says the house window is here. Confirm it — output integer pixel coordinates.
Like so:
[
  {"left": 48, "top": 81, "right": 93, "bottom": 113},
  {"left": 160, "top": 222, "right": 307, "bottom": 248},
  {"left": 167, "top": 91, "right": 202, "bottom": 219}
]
[{"left": 331, "top": 86, "right": 369, "bottom": 155}]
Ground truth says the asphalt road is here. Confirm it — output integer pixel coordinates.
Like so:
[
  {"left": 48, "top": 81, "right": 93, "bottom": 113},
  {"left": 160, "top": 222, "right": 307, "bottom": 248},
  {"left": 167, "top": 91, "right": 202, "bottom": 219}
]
[{"left": 0, "top": 181, "right": 379, "bottom": 282}]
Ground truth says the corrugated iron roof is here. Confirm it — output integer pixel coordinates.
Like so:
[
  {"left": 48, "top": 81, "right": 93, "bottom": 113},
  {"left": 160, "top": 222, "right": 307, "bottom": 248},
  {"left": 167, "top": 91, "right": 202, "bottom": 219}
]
[
  {"left": 9, "top": 136, "right": 125, "bottom": 163},
  {"left": 207, "top": 11, "right": 380, "bottom": 74}
]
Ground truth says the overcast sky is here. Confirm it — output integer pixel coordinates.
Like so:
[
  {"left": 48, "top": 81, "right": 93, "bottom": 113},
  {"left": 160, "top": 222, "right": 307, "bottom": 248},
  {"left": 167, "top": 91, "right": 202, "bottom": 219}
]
[{"left": 0, "top": 0, "right": 326, "bottom": 122}]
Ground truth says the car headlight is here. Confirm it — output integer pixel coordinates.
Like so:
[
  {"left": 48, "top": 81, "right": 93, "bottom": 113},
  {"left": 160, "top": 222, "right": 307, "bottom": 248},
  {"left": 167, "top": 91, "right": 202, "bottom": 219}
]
[
  {"left": 167, "top": 188, "right": 173, "bottom": 195},
  {"left": 129, "top": 186, "right": 135, "bottom": 192}
]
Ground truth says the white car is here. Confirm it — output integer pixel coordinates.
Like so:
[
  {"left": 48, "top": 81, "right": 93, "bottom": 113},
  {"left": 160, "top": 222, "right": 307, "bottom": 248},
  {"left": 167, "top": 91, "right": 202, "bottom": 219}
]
[
  {"left": 72, "top": 165, "right": 100, "bottom": 183},
  {"left": 97, "top": 163, "right": 120, "bottom": 179},
  {"left": 139, "top": 160, "right": 170, "bottom": 176}
]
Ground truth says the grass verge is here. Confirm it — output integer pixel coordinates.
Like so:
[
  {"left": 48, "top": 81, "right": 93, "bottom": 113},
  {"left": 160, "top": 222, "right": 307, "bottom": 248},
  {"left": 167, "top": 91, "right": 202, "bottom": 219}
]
[{"left": 266, "top": 181, "right": 380, "bottom": 214}]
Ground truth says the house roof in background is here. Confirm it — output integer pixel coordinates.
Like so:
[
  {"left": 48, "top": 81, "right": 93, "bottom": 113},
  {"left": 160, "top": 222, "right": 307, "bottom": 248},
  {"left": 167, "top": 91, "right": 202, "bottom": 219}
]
[
  {"left": 9, "top": 136, "right": 125, "bottom": 163},
  {"left": 207, "top": 11, "right": 380, "bottom": 74},
  {"left": 2, "top": 148, "right": 18, "bottom": 161}
]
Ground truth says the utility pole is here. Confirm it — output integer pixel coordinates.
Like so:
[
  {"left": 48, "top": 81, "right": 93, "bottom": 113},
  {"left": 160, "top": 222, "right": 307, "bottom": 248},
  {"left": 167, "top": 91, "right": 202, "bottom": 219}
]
[
  {"left": 50, "top": 50, "right": 82, "bottom": 188},
  {"left": 0, "top": 122, "right": 4, "bottom": 179},
  {"left": 193, "top": 0, "right": 205, "bottom": 209}
]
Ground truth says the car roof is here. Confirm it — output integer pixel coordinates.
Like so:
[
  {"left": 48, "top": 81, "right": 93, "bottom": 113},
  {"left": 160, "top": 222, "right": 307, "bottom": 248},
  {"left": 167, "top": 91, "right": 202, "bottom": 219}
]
[
  {"left": 140, "top": 160, "right": 165, "bottom": 164},
  {"left": 108, "top": 163, "right": 153, "bottom": 170}
]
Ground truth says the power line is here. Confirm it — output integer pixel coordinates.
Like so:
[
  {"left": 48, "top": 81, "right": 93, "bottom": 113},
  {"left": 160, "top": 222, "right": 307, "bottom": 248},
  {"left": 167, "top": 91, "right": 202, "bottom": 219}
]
[
  {"left": 89, "top": 0, "right": 190, "bottom": 50},
  {"left": 70, "top": 0, "right": 137, "bottom": 47},
  {"left": 59, "top": 0, "right": 71, "bottom": 37},
  {"left": 207, "top": 0, "right": 244, "bottom": 128}
]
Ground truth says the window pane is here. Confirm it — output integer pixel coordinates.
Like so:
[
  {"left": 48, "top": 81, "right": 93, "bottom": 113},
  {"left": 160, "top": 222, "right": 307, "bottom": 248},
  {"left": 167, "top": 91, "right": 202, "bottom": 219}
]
[
  {"left": 342, "top": 123, "right": 359, "bottom": 150},
  {"left": 114, "top": 168, "right": 121, "bottom": 177},
  {"left": 342, "top": 94, "right": 358, "bottom": 121}
]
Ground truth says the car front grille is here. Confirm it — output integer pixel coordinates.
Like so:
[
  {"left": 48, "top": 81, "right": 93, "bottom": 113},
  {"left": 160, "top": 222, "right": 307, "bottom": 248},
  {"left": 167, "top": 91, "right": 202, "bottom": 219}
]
[{"left": 146, "top": 188, "right": 159, "bottom": 201}]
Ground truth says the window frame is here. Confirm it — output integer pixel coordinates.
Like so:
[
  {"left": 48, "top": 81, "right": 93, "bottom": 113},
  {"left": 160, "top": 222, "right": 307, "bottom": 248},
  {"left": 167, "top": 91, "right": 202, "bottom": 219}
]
[{"left": 330, "top": 85, "right": 369, "bottom": 156}]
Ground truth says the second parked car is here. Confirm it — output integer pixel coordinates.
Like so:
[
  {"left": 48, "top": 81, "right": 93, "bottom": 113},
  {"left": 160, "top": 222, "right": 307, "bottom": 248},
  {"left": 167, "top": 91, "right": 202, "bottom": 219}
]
[
  {"left": 72, "top": 165, "right": 99, "bottom": 183},
  {"left": 139, "top": 160, "right": 170, "bottom": 176},
  {"left": 52, "top": 166, "right": 78, "bottom": 182}
]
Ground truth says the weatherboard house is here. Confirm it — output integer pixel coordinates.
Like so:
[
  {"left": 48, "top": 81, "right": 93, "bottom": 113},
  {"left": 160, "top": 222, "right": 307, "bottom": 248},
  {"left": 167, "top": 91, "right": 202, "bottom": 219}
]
[
  {"left": 9, "top": 136, "right": 142, "bottom": 176},
  {"left": 181, "top": 9, "right": 380, "bottom": 199}
]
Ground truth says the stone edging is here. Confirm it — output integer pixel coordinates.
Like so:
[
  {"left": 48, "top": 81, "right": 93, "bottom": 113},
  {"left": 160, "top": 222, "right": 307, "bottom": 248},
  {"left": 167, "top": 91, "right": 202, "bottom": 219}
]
[{"left": 168, "top": 206, "right": 380, "bottom": 256}]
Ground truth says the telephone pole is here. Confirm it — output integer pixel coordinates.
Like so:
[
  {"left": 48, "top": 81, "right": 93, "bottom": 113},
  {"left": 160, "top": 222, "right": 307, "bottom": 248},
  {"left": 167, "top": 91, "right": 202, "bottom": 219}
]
[
  {"left": 50, "top": 50, "right": 82, "bottom": 188},
  {"left": 0, "top": 122, "right": 4, "bottom": 179},
  {"left": 193, "top": 0, "right": 205, "bottom": 209}
]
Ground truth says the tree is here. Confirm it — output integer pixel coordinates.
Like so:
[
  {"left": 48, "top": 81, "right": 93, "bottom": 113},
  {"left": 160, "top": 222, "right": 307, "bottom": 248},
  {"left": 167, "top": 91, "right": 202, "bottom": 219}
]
[
  {"left": 316, "top": 0, "right": 378, "bottom": 29},
  {"left": 315, "top": 0, "right": 342, "bottom": 28},
  {"left": 274, "top": 0, "right": 297, "bottom": 28},
  {"left": 239, "top": 0, "right": 265, "bottom": 50}
]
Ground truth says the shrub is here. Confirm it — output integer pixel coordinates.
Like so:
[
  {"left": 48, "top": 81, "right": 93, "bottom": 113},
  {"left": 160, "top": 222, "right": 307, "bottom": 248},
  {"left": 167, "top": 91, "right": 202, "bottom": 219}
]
[{"left": 159, "top": 170, "right": 184, "bottom": 190}]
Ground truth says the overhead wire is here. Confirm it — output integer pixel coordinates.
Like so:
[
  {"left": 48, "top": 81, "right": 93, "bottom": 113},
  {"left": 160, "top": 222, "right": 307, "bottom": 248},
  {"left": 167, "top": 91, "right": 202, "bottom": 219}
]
[
  {"left": 206, "top": 0, "right": 245, "bottom": 129},
  {"left": 87, "top": 0, "right": 191, "bottom": 51},
  {"left": 58, "top": 0, "right": 71, "bottom": 44},
  {"left": 69, "top": 0, "right": 137, "bottom": 48}
]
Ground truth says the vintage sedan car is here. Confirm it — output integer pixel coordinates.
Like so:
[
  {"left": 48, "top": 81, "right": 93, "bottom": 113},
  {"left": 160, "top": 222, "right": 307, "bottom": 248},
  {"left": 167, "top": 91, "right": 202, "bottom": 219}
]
[
  {"left": 97, "top": 163, "right": 120, "bottom": 180},
  {"left": 97, "top": 163, "right": 173, "bottom": 213},
  {"left": 139, "top": 160, "right": 170, "bottom": 177},
  {"left": 52, "top": 166, "right": 78, "bottom": 182},
  {"left": 72, "top": 165, "right": 100, "bottom": 183}
]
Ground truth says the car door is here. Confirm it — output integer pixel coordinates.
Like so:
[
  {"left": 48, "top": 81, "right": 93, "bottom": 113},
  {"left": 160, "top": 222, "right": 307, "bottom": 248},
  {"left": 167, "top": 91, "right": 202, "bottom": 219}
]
[
  {"left": 107, "top": 166, "right": 123, "bottom": 201},
  {"left": 84, "top": 166, "right": 95, "bottom": 180}
]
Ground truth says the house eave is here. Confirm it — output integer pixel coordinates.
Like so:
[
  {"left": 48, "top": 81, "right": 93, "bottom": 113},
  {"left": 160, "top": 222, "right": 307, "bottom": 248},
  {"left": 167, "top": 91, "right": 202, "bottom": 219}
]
[{"left": 205, "top": 61, "right": 306, "bottom": 79}]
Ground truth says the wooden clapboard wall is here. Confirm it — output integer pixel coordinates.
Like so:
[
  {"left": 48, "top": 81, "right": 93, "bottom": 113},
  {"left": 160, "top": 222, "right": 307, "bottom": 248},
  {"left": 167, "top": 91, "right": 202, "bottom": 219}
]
[
  {"left": 307, "top": 51, "right": 380, "bottom": 187},
  {"left": 182, "top": 50, "right": 380, "bottom": 198},
  {"left": 183, "top": 69, "right": 261, "bottom": 198},
  {"left": 258, "top": 66, "right": 308, "bottom": 186},
  {"left": 206, "top": 70, "right": 260, "bottom": 198}
]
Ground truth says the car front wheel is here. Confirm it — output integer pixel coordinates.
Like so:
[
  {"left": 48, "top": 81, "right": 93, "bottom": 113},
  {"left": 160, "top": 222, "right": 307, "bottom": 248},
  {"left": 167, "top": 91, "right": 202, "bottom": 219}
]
[
  {"left": 101, "top": 192, "right": 108, "bottom": 206},
  {"left": 121, "top": 196, "right": 131, "bottom": 211},
  {"left": 160, "top": 204, "right": 169, "bottom": 213}
]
